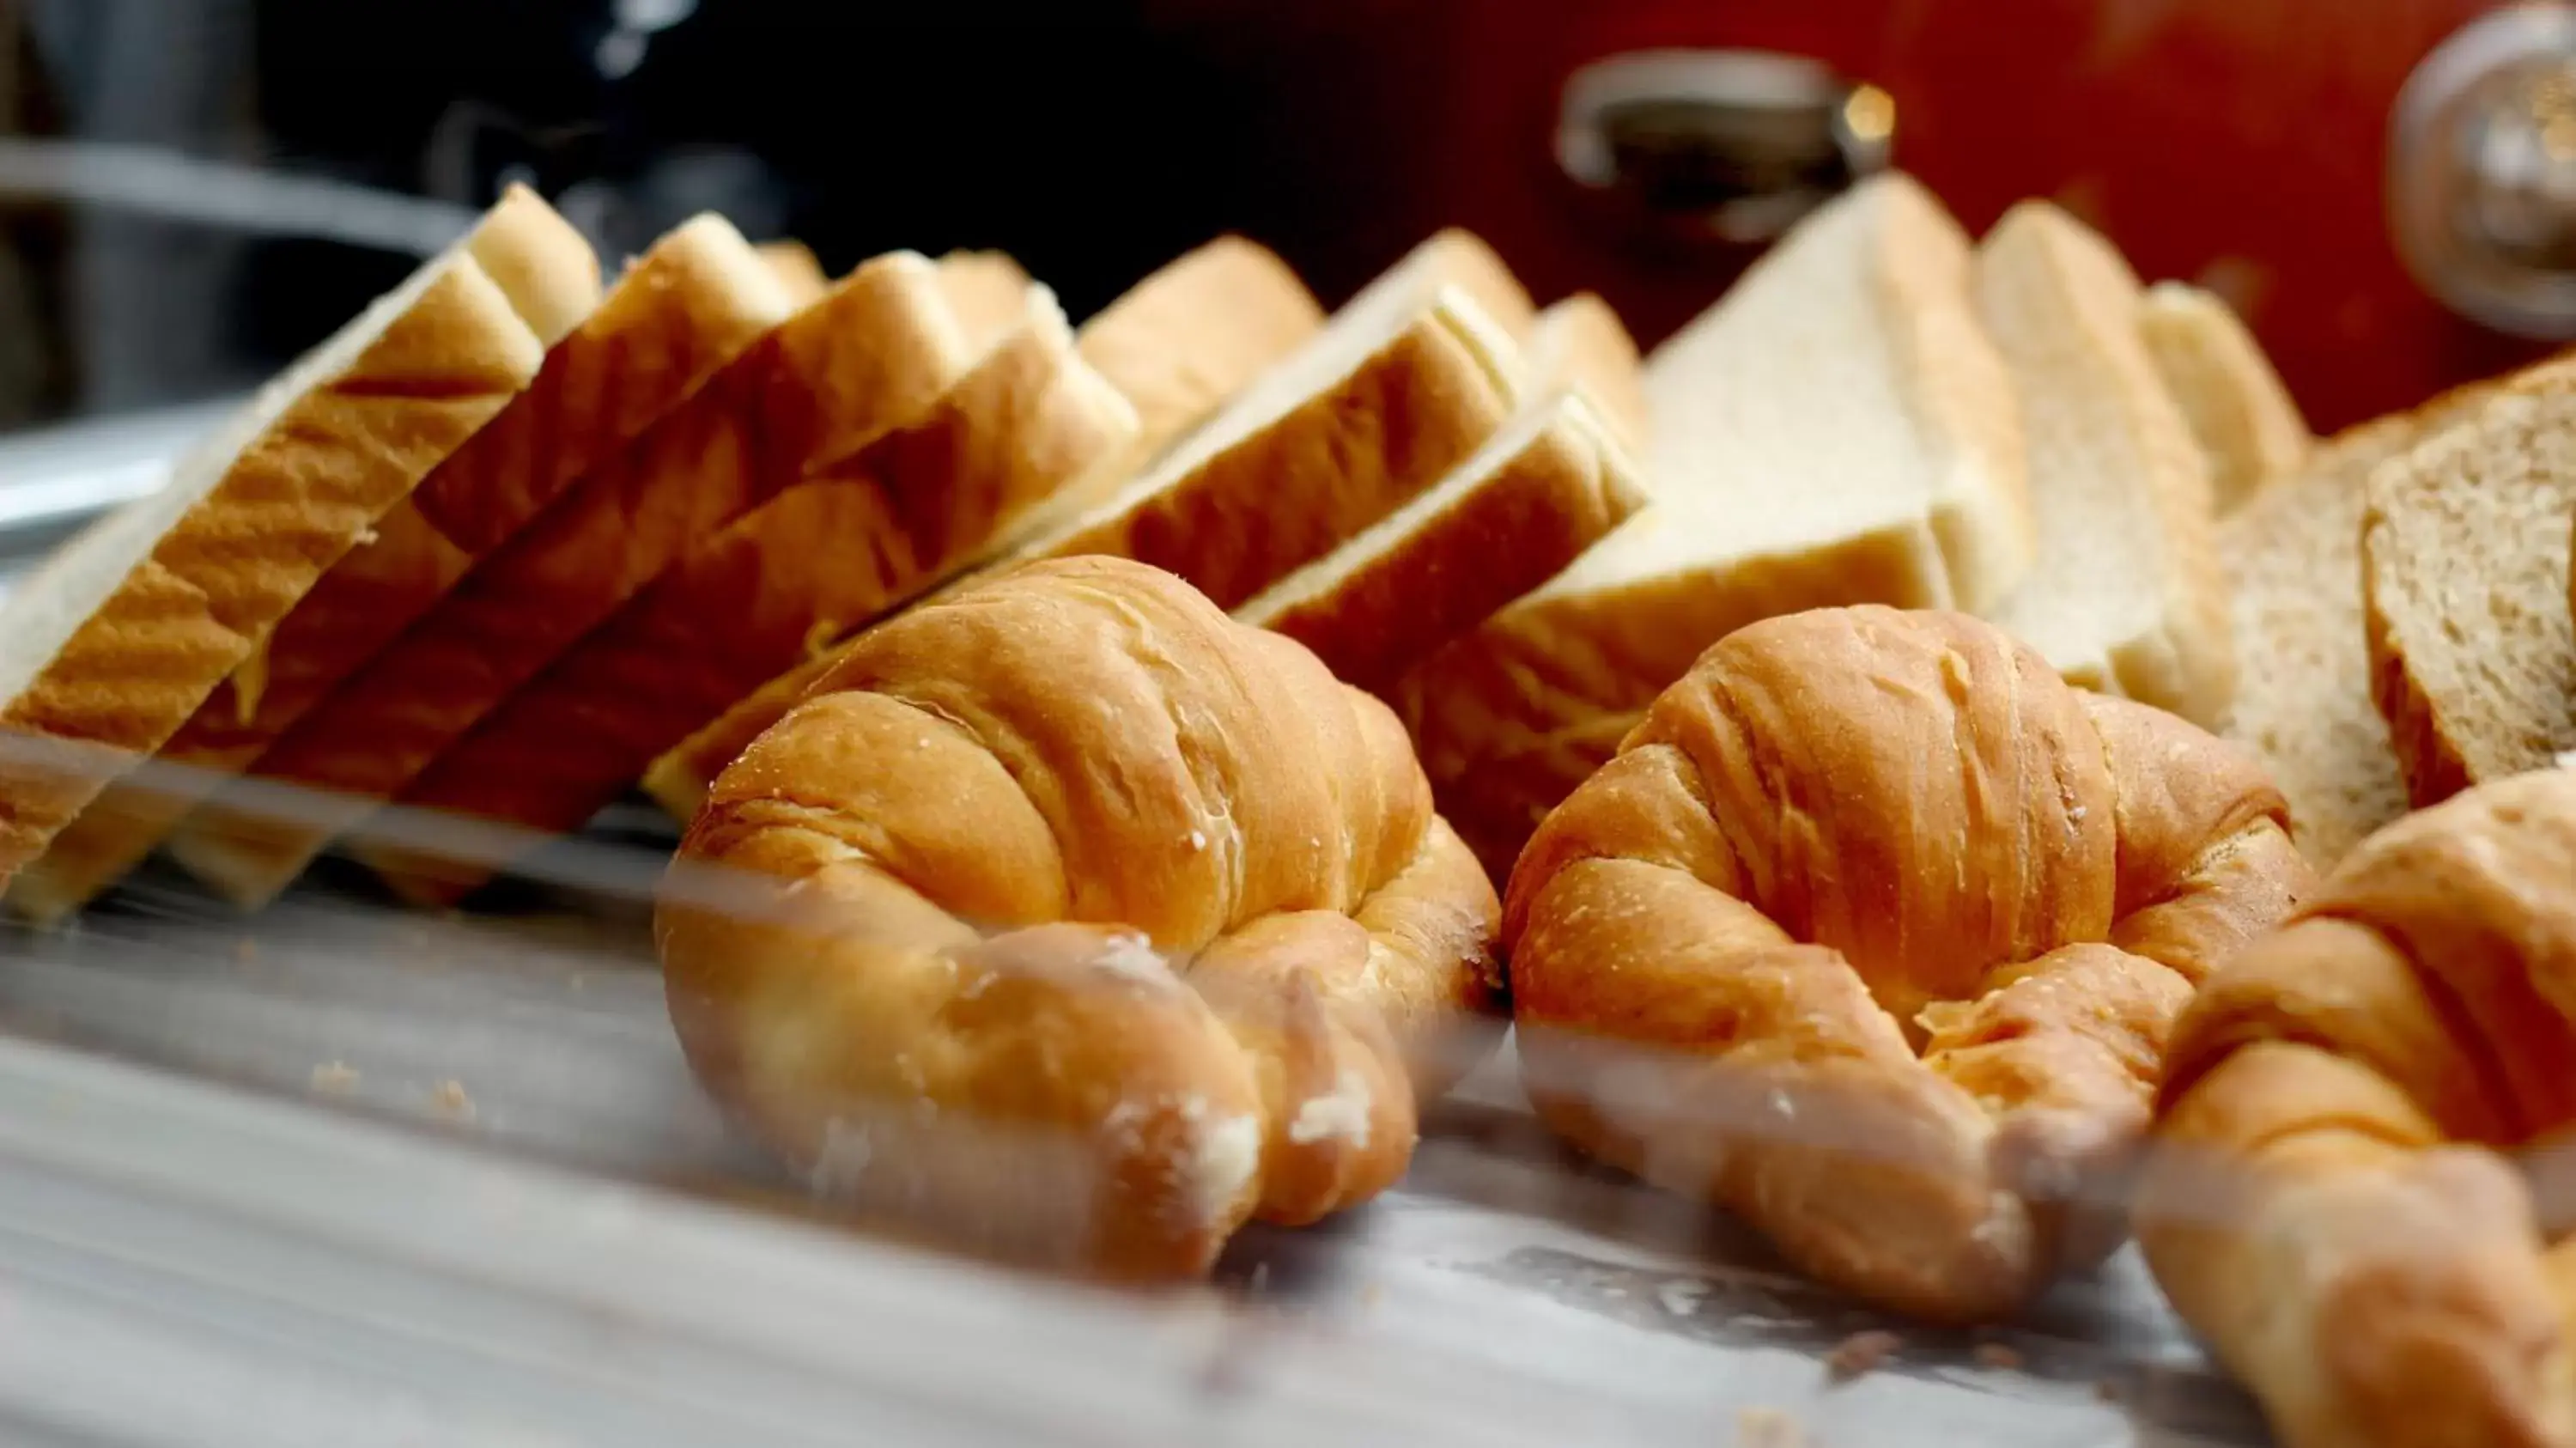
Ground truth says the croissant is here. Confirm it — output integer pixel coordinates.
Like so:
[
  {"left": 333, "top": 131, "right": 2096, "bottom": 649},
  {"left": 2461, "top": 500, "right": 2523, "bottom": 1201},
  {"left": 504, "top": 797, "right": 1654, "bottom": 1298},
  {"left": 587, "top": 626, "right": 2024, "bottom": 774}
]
[
  {"left": 2142, "top": 770, "right": 2576, "bottom": 1448},
  {"left": 656, "top": 555, "right": 1506, "bottom": 1277},
  {"left": 1502, "top": 605, "right": 2310, "bottom": 1322}
]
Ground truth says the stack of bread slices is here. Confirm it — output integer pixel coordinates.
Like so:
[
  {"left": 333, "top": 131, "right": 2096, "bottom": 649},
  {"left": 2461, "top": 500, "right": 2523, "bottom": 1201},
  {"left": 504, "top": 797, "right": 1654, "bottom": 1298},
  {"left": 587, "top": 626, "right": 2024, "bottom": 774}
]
[{"left": 0, "top": 167, "right": 2443, "bottom": 920}]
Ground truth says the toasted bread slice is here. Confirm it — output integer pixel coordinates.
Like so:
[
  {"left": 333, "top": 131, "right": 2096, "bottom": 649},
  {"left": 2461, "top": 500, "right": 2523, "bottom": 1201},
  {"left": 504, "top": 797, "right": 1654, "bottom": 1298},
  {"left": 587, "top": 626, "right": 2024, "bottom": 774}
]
[
  {"left": 1978, "top": 203, "right": 2234, "bottom": 725},
  {"left": 1345, "top": 228, "right": 1537, "bottom": 340},
  {"left": 2217, "top": 392, "right": 2491, "bottom": 872},
  {"left": 0, "top": 186, "right": 597, "bottom": 890},
  {"left": 8, "top": 215, "right": 787, "bottom": 923},
  {"left": 1235, "top": 389, "right": 1644, "bottom": 693},
  {"left": 2361, "top": 366, "right": 2576, "bottom": 806},
  {"left": 1075, "top": 235, "right": 1323, "bottom": 455},
  {"left": 358, "top": 289, "right": 1139, "bottom": 906},
  {"left": 166, "top": 250, "right": 975, "bottom": 907},
  {"left": 2138, "top": 281, "right": 2310, "bottom": 513},
  {"left": 757, "top": 240, "right": 831, "bottom": 303},
  {"left": 936, "top": 249, "right": 1035, "bottom": 345},
  {"left": 1392, "top": 173, "right": 2031, "bottom": 806},
  {"left": 641, "top": 240, "right": 1528, "bottom": 821}
]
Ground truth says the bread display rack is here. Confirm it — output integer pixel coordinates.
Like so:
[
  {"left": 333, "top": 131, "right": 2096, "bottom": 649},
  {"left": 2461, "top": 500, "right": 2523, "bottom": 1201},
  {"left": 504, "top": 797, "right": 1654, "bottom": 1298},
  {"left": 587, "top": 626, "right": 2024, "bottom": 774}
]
[{"left": 0, "top": 392, "right": 2270, "bottom": 1447}]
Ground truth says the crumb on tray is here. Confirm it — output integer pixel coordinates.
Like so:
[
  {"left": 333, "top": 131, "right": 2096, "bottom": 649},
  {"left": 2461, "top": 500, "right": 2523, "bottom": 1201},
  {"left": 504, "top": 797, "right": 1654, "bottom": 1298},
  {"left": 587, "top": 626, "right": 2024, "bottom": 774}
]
[
  {"left": 1825, "top": 1328, "right": 1902, "bottom": 1382},
  {"left": 1737, "top": 1405, "right": 1809, "bottom": 1447},
  {"left": 234, "top": 937, "right": 258, "bottom": 963},
  {"left": 2094, "top": 1378, "right": 2123, "bottom": 1403},
  {"left": 430, "top": 1079, "right": 477, "bottom": 1123},
  {"left": 308, "top": 1061, "right": 359, "bottom": 1094},
  {"left": 1973, "top": 1342, "right": 2025, "bottom": 1372}
]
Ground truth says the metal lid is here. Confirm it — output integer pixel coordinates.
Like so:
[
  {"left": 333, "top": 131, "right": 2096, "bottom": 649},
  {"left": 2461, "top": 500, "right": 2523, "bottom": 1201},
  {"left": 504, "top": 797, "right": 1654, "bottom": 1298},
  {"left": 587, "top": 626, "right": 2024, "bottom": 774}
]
[{"left": 2391, "top": 3, "right": 2576, "bottom": 338}]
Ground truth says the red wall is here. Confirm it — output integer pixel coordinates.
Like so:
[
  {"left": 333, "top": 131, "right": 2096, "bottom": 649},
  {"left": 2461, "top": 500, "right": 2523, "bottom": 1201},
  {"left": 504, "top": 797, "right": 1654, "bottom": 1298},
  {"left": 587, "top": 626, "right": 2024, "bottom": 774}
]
[{"left": 1216, "top": 0, "right": 2542, "bottom": 434}]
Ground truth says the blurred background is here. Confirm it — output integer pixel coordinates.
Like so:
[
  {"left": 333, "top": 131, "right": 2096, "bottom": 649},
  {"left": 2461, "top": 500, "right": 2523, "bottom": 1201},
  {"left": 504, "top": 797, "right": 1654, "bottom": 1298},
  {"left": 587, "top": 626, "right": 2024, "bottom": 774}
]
[{"left": 0, "top": 0, "right": 2562, "bottom": 439}]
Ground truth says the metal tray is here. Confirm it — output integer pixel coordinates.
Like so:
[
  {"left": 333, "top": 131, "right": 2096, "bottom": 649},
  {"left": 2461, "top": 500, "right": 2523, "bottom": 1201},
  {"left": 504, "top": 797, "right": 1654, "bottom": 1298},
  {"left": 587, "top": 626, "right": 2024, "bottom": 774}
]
[{"left": 0, "top": 407, "right": 2264, "bottom": 1447}]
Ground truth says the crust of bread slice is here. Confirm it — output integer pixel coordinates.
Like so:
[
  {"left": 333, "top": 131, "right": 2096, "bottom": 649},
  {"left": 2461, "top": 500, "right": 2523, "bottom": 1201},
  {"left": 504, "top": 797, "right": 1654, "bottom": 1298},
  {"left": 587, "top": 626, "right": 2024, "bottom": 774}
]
[
  {"left": 641, "top": 646, "right": 828, "bottom": 820},
  {"left": 357, "top": 289, "right": 1141, "bottom": 906},
  {"left": 165, "top": 250, "right": 975, "bottom": 908},
  {"left": 1392, "top": 173, "right": 2030, "bottom": 799},
  {"left": 937, "top": 250, "right": 1036, "bottom": 348},
  {"left": 1979, "top": 203, "right": 2235, "bottom": 725},
  {"left": 1017, "top": 283, "right": 1520, "bottom": 611},
  {"left": 2138, "top": 281, "right": 2311, "bottom": 514},
  {"left": 641, "top": 261, "right": 1526, "bottom": 823},
  {"left": 1235, "top": 389, "right": 1645, "bottom": 692},
  {"left": 1523, "top": 294, "right": 1648, "bottom": 451},
  {"left": 1075, "top": 235, "right": 1324, "bottom": 455},
  {"left": 5, "top": 214, "right": 787, "bottom": 923},
  {"left": 757, "top": 240, "right": 831, "bottom": 303},
  {"left": 2361, "top": 369, "right": 2576, "bottom": 807},
  {"left": 0, "top": 186, "right": 596, "bottom": 889},
  {"left": 1344, "top": 228, "right": 1538, "bottom": 340}
]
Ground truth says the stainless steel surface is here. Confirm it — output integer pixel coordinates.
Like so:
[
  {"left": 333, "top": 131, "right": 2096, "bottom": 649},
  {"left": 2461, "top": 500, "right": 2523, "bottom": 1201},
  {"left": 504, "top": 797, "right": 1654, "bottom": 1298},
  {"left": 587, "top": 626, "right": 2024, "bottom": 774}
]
[
  {"left": 2391, "top": 3, "right": 2576, "bottom": 338},
  {"left": 0, "top": 409, "right": 2263, "bottom": 1445}
]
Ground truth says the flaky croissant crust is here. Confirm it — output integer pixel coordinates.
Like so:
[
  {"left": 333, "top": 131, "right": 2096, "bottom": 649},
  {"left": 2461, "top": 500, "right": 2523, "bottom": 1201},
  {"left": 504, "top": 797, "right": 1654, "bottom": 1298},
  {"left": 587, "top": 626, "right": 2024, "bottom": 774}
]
[
  {"left": 656, "top": 556, "right": 1504, "bottom": 1277},
  {"left": 1502, "top": 605, "right": 2309, "bottom": 1323},
  {"left": 2143, "top": 770, "right": 2576, "bottom": 1448}
]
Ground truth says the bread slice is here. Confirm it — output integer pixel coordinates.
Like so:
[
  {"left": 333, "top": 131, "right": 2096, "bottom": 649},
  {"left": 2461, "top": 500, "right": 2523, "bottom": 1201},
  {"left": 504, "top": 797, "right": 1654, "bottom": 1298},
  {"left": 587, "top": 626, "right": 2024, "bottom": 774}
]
[
  {"left": 1020, "top": 284, "right": 1520, "bottom": 610},
  {"left": 757, "top": 240, "right": 831, "bottom": 303},
  {"left": 1074, "top": 235, "right": 1324, "bottom": 454},
  {"left": 1235, "top": 390, "right": 1645, "bottom": 694},
  {"left": 0, "top": 185, "right": 597, "bottom": 890},
  {"left": 1392, "top": 172, "right": 2032, "bottom": 794},
  {"left": 2138, "top": 281, "right": 2310, "bottom": 513},
  {"left": 165, "top": 249, "right": 976, "bottom": 907},
  {"left": 1523, "top": 294, "right": 1648, "bottom": 450},
  {"left": 936, "top": 249, "right": 1035, "bottom": 345},
  {"left": 2361, "top": 372, "right": 2576, "bottom": 807},
  {"left": 356, "top": 287, "right": 1139, "bottom": 906},
  {"left": 3, "top": 215, "right": 789, "bottom": 923},
  {"left": 641, "top": 247, "right": 1529, "bottom": 821},
  {"left": 1345, "top": 228, "right": 1537, "bottom": 340},
  {"left": 2219, "top": 430, "right": 2433, "bottom": 870},
  {"left": 1978, "top": 202, "right": 2235, "bottom": 725}
]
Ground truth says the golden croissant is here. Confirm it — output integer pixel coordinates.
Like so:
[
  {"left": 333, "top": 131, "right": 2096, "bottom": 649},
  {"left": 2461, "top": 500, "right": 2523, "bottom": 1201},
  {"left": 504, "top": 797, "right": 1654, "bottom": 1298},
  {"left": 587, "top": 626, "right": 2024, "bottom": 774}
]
[
  {"left": 2143, "top": 770, "right": 2576, "bottom": 1448},
  {"left": 656, "top": 555, "right": 1507, "bottom": 1276},
  {"left": 1502, "top": 605, "right": 2311, "bottom": 1323}
]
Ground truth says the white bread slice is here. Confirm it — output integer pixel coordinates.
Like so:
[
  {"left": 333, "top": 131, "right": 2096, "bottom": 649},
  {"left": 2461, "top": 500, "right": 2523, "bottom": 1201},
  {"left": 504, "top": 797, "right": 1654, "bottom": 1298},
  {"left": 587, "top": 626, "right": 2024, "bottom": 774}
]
[
  {"left": 1235, "top": 388, "right": 1645, "bottom": 693},
  {"left": 1392, "top": 172, "right": 2032, "bottom": 796},
  {"left": 1074, "top": 235, "right": 1324, "bottom": 455},
  {"left": 640, "top": 250, "right": 1530, "bottom": 821},
  {"left": 756, "top": 240, "right": 831, "bottom": 303},
  {"left": 1345, "top": 228, "right": 1538, "bottom": 340},
  {"left": 1523, "top": 294, "right": 1649, "bottom": 451},
  {"left": 1012, "top": 281, "right": 1521, "bottom": 608},
  {"left": 2360, "top": 367, "right": 2576, "bottom": 807},
  {"left": 6, "top": 215, "right": 789, "bottom": 924},
  {"left": 2138, "top": 281, "right": 2310, "bottom": 513},
  {"left": 165, "top": 249, "right": 976, "bottom": 907},
  {"left": 356, "top": 288, "right": 1141, "bottom": 907},
  {"left": 0, "top": 185, "right": 597, "bottom": 889},
  {"left": 1978, "top": 202, "right": 2234, "bottom": 725}
]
